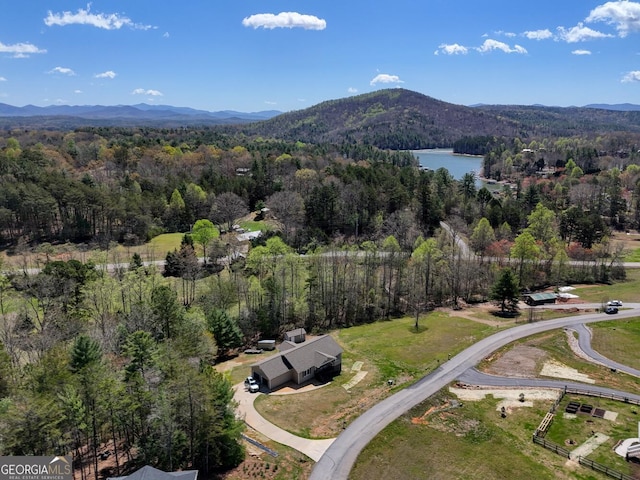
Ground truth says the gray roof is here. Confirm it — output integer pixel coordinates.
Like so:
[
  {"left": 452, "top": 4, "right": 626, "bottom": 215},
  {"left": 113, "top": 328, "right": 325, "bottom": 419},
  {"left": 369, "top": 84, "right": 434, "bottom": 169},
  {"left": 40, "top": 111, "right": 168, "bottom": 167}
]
[
  {"left": 285, "top": 328, "right": 306, "bottom": 337},
  {"left": 254, "top": 354, "right": 291, "bottom": 379},
  {"left": 278, "top": 340, "right": 297, "bottom": 352},
  {"left": 253, "top": 335, "right": 342, "bottom": 379},
  {"left": 108, "top": 466, "right": 198, "bottom": 480}
]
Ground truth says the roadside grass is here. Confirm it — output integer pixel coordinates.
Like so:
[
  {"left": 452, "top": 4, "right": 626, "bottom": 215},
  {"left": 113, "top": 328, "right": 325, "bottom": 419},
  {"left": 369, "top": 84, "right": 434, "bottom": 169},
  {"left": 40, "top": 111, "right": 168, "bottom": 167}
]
[
  {"left": 623, "top": 248, "right": 640, "bottom": 262},
  {"left": 350, "top": 388, "right": 591, "bottom": 480},
  {"left": 590, "top": 318, "right": 640, "bottom": 371},
  {"left": 546, "top": 394, "right": 640, "bottom": 477},
  {"left": 337, "top": 313, "right": 495, "bottom": 380}
]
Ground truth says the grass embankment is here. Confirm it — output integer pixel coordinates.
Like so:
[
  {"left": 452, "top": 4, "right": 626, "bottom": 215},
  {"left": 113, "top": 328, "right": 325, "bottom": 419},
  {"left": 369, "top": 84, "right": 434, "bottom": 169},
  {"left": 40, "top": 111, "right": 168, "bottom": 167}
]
[{"left": 591, "top": 318, "right": 640, "bottom": 371}]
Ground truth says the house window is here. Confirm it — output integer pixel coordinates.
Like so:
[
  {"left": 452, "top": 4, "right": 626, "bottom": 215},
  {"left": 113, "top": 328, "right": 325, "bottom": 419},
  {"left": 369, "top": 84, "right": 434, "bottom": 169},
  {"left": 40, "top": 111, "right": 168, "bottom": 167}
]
[{"left": 303, "top": 368, "right": 312, "bottom": 377}]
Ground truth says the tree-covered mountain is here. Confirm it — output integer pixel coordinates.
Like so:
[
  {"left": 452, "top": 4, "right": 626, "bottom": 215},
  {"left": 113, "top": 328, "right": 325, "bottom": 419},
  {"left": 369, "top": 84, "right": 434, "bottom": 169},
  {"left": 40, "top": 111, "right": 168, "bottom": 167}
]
[{"left": 240, "top": 89, "right": 525, "bottom": 149}]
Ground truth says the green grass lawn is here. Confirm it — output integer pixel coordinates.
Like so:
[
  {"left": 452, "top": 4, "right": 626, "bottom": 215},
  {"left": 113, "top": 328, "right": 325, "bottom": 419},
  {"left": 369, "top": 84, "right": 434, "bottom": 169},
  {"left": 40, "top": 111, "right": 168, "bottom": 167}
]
[
  {"left": 623, "top": 248, "right": 640, "bottom": 262},
  {"left": 591, "top": 318, "right": 640, "bottom": 371},
  {"left": 569, "top": 268, "right": 640, "bottom": 304},
  {"left": 338, "top": 313, "right": 495, "bottom": 379},
  {"left": 239, "top": 220, "right": 272, "bottom": 232},
  {"left": 351, "top": 389, "right": 593, "bottom": 480},
  {"left": 546, "top": 394, "right": 640, "bottom": 477}
]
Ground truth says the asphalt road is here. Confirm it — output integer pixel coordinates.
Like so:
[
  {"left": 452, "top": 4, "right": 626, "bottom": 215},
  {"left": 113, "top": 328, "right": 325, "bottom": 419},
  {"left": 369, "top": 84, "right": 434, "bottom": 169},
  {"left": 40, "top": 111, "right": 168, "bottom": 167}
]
[{"left": 309, "top": 306, "right": 640, "bottom": 480}]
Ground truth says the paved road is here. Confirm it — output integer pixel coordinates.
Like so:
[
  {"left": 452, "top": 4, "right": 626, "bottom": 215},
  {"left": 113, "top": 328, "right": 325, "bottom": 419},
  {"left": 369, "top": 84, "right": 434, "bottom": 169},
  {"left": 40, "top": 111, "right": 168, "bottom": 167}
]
[
  {"left": 458, "top": 369, "right": 640, "bottom": 403},
  {"left": 570, "top": 323, "right": 640, "bottom": 378},
  {"left": 309, "top": 306, "right": 640, "bottom": 480}
]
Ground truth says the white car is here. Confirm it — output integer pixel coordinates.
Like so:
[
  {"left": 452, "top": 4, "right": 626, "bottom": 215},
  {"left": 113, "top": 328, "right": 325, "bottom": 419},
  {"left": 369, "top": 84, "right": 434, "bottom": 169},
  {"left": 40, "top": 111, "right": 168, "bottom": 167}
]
[
  {"left": 607, "top": 300, "right": 623, "bottom": 307},
  {"left": 245, "top": 376, "right": 259, "bottom": 393}
]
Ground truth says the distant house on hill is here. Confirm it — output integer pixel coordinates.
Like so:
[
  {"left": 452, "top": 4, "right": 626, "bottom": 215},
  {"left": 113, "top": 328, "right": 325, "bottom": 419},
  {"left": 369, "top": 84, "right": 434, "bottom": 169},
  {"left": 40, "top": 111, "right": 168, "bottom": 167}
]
[
  {"left": 283, "top": 328, "right": 306, "bottom": 343},
  {"left": 250, "top": 335, "right": 342, "bottom": 390},
  {"left": 108, "top": 466, "right": 198, "bottom": 480}
]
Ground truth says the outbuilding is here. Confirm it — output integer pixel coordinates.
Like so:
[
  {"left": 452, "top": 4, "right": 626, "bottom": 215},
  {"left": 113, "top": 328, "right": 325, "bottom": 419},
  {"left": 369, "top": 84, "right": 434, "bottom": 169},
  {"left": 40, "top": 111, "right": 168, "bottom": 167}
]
[
  {"left": 283, "top": 328, "right": 306, "bottom": 344},
  {"left": 522, "top": 292, "right": 557, "bottom": 306}
]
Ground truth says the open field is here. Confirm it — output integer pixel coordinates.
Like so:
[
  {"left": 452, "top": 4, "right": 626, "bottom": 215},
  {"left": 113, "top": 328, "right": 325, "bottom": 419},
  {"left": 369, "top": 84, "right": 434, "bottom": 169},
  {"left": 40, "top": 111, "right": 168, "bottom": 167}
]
[
  {"left": 350, "top": 389, "right": 584, "bottom": 480},
  {"left": 591, "top": 318, "right": 640, "bottom": 371},
  {"left": 560, "top": 268, "right": 640, "bottom": 305},
  {"left": 616, "top": 230, "right": 640, "bottom": 262}
]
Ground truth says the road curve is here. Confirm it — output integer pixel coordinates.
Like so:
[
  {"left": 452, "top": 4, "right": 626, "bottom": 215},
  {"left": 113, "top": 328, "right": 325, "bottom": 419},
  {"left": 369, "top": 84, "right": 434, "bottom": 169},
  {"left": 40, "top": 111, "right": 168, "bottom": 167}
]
[
  {"left": 309, "top": 307, "right": 640, "bottom": 480},
  {"left": 570, "top": 322, "right": 640, "bottom": 378}
]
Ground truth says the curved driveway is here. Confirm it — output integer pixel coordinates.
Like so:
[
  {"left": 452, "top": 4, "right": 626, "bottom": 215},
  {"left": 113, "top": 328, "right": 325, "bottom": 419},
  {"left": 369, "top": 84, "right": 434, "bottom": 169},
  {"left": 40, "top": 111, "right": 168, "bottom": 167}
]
[{"left": 309, "top": 305, "right": 640, "bottom": 480}]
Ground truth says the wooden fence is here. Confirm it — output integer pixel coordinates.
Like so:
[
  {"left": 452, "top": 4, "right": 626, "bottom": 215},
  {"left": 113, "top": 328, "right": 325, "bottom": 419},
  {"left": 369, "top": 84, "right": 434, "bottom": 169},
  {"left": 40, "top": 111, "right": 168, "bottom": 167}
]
[{"left": 530, "top": 386, "right": 638, "bottom": 480}]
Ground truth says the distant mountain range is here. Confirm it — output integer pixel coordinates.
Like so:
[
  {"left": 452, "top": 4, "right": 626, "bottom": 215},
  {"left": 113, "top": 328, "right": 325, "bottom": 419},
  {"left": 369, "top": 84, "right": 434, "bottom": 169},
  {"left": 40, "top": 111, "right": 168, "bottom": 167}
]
[
  {"left": 583, "top": 103, "right": 640, "bottom": 111},
  {"left": 0, "top": 102, "right": 281, "bottom": 123}
]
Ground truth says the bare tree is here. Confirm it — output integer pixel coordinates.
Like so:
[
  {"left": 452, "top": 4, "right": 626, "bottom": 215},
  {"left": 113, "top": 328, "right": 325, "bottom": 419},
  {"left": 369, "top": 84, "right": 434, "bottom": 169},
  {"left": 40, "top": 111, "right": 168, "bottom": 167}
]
[{"left": 210, "top": 192, "right": 249, "bottom": 232}]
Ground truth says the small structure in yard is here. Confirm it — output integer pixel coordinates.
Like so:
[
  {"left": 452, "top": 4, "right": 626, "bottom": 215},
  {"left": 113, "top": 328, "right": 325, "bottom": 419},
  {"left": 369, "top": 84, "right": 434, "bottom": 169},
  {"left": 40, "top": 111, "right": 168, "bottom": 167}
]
[
  {"left": 283, "top": 327, "right": 306, "bottom": 344},
  {"left": 614, "top": 421, "right": 640, "bottom": 460},
  {"left": 257, "top": 339, "right": 276, "bottom": 351},
  {"left": 522, "top": 292, "right": 557, "bottom": 306},
  {"left": 251, "top": 335, "right": 342, "bottom": 390}
]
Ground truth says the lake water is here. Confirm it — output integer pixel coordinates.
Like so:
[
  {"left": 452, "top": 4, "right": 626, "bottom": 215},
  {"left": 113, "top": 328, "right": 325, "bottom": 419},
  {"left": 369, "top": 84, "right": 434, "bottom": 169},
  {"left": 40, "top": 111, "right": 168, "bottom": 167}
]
[{"left": 413, "top": 149, "right": 483, "bottom": 180}]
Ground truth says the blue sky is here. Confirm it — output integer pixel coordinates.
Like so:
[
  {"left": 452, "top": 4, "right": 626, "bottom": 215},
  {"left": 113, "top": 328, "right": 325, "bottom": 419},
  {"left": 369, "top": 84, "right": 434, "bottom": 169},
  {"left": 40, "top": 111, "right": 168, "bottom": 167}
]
[{"left": 1, "top": 1, "right": 640, "bottom": 112}]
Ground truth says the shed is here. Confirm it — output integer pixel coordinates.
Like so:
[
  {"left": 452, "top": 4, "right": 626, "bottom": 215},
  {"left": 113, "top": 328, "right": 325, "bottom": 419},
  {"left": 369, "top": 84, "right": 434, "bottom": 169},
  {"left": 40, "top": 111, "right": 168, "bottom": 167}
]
[
  {"left": 523, "top": 292, "right": 557, "bottom": 306},
  {"left": 257, "top": 339, "right": 276, "bottom": 351},
  {"left": 284, "top": 328, "right": 306, "bottom": 343}
]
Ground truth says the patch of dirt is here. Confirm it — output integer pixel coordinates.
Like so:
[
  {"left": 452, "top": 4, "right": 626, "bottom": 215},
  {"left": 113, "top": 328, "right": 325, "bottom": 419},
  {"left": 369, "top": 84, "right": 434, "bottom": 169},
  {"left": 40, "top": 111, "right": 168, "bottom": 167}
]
[
  {"left": 483, "top": 344, "right": 549, "bottom": 377},
  {"left": 540, "top": 359, "right": 595, "bottom": 383}
]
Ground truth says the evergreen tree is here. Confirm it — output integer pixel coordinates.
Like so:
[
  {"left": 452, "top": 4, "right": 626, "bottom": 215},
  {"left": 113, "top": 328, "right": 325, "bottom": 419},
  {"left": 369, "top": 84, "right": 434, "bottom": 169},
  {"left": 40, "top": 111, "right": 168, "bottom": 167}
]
[{"left": 490, "top": 269, "right": 520, "bottom": 315}]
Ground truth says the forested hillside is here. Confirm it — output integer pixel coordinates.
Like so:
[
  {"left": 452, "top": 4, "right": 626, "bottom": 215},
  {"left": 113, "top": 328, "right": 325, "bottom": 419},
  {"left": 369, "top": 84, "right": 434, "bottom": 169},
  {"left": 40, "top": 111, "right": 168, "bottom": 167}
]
[{"left": 238, "top": 89, "right": 640, "bottom": 150}]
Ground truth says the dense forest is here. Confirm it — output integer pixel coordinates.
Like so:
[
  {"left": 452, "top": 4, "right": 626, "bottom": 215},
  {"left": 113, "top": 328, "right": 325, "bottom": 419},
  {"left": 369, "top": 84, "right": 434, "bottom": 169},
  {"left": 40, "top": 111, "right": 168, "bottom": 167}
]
[{"left": 0, "top": 114, "right": 639, "bottom": 477}]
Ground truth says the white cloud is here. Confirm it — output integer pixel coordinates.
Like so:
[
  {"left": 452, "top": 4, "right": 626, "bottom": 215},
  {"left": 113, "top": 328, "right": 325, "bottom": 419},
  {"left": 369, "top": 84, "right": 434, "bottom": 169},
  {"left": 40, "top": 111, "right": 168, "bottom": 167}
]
[
  {"left": 622, "top": 70, "right": 640, "bottom": 82},
  {"left": 242, "top": 12, "right": 326, "bottom": 30},
  {"left": 74, "top": 89, "right": 83, "bottom": 94},
  {"left": 0, "top": 77, "right": 6, "bottom": 81},
  {"left": 586, "top": 1, "right": 640, "bottom": 37},
  {"left": 370, "top": 74, "right": 404, "bottom": 86},
  {"left": 44, "top": 4, "right": 153, "bottom": 30},
  {"left": 348, "top": 87, "right": 358, "bottom": 93},
  {"left": 48, "top": 66, "right": 76, "bottom": 75},
  {"left": 557, "top": 23, "right": 613, "bottom": 42},
  {"left": 0, "top": 41, "right": 46, "bottom": 57},
  {"left": 476, "top": 39, "right": 527, "bottom": 54},
  {"left": 572, "top": 49, "right": 592, "bottom": 55},
  {"left": 434, "top": 43, "right": 469, "bottom": 55},
  {"left": 264, "top": 101, "right": 277, "bottom": 105},
  {"left": 131, "top": 88, "right": 163, "bottom": 96},
  {"left": 163, "top": 32, "right": 170, "bottom": 38},
  {"left": 524, "top": 29, "right": 553, "bottom": 40},
  {"left": 95, "top": 70, "right": 116, "bottom": 79}
]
